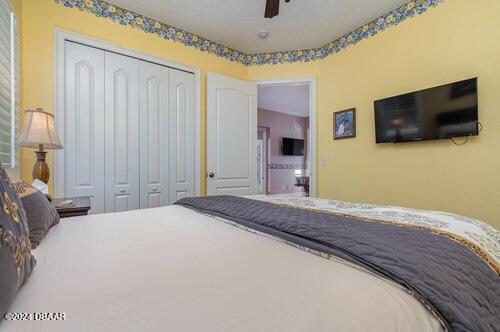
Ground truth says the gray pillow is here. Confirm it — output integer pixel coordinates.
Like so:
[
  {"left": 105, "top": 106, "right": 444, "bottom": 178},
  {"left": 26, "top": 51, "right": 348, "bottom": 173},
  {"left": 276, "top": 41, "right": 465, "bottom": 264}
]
[
  {"left": 0, "top": 166, "right": 36, "bottom": 317},
  {"left": 13, "top": 182, "right": 60, "bottom": 248}
]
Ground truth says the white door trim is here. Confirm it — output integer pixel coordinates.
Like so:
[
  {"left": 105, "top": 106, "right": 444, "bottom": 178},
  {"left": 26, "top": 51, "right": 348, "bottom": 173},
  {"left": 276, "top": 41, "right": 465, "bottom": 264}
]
[
  {"left": 54, "top": 28, "right": 202, "bottom": 198},
  {"left": 257, "top": 126, "right": 268, "bottom": 195},
  {"left": 253, "top": 77, "right": 318, "bottom": 197}
]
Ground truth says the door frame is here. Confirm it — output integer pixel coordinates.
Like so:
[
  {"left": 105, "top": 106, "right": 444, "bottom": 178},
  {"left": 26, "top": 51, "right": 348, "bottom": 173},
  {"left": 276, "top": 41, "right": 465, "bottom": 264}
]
[
  {"left": 257, "top": 126, "right": 268, "bottom": 194},
  {"left": 253, "top": 77, "right": 317, "bottom": 197},
  {"left": 54, "top": 29, "right": 202, "bottom": 198}
]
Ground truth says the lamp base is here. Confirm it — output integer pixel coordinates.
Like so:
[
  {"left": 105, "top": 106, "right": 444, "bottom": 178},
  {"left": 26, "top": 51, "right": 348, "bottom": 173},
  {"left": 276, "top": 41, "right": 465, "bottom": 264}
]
[{"left": 33, "top": 150, "right": 50, "bottom": 184}]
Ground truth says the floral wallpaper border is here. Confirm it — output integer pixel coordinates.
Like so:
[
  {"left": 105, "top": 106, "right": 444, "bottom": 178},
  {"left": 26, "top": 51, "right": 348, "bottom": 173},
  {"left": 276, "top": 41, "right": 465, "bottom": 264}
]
[
  {"left": 268, "top": 163, "right": 307, "bottom": 170},
  {"left": 55, "top": 0, "right": 444, "bottom": 66}
]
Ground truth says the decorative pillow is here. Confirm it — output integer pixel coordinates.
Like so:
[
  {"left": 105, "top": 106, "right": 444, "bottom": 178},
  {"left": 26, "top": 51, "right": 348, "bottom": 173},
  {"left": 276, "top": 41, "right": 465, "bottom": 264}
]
[
  {"left": 13, "top": 182, "right": 60, "bottom": 248},
  {"left": 0, "top": 166, "right": 36, "bottom": 317}
]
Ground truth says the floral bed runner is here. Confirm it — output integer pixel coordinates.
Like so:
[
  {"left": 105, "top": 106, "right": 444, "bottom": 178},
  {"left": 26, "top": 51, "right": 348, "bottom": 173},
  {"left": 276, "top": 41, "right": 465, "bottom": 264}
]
[{"left": 249, "top": 195, "right": 500, "bottom": 267}]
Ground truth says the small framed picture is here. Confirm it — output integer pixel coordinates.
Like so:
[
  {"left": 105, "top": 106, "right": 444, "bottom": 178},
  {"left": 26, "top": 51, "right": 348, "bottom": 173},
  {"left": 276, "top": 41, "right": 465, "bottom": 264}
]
[{"left": 334, "top": 108, "right": 356, "bottom": 139}]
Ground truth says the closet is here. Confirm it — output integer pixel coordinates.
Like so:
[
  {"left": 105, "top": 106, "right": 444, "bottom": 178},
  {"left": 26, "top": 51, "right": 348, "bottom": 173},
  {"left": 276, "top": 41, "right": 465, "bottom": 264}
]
[{"left": 64, "top": 41, "right": 195, "bottom": 214}]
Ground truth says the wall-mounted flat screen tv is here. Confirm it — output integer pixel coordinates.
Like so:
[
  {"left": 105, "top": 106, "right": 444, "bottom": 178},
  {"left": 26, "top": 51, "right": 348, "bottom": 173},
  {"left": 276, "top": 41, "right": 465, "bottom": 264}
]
[
  {"left": 282, "top": 137, "right": 304, "bottom": 156},
  {"left": 374, "top": 78, "right": 478, "bottom": 143}
]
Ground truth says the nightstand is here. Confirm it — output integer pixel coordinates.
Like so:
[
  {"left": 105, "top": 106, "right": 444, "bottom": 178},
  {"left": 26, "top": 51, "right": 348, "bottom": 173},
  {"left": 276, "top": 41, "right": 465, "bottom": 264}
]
[{"left": 52, "top": 196, "right": 91, "bottom": 218}]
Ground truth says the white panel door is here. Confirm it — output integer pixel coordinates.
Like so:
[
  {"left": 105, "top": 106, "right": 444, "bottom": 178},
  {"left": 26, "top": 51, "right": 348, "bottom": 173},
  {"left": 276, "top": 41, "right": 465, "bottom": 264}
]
[
  {"left": 168, "top": 69, "right": 195, "bottom": 203},
  {"left": 206, "top": 72, "right": 257, "bottom": 196},
  {"left": 139, "top": 61, "right": 169, "bottom": 208},
  {"left": 104, "top": 52, "right": 140, "bottom": 212},
  {"left": 65, "top": 42, "right": 105, "bottom": 213}
]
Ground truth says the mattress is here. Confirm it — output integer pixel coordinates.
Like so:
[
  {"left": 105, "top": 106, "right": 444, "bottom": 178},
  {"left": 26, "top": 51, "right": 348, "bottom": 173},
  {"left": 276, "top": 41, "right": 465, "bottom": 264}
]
[{"left": 2, "top": 204, "right": 442, "bottom": 331}]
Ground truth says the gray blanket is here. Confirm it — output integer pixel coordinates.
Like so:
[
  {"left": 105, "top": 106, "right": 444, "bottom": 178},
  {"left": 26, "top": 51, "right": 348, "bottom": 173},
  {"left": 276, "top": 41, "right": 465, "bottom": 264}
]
[{"left": 175, "top": 196, "right": 500, "bottom": 332}]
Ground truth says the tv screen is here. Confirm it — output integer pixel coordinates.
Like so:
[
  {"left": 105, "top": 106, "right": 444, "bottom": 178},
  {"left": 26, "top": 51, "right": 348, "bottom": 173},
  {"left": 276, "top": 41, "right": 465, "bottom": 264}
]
[
  {"left": 282, "top": 138, "right": 304, "bottom": 156},
  {"left": 374, "top": 78, "right": 478, "bottom": 143}
]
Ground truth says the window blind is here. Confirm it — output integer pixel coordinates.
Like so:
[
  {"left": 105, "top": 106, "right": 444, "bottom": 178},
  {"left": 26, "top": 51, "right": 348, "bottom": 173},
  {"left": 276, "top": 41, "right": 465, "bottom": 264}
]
[{"left": 0, "top": 0, "right": 18, "bottom": 168}]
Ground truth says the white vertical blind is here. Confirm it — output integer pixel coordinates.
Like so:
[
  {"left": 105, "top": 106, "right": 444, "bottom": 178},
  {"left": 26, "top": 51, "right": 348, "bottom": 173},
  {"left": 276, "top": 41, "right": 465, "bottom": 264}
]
[{"left": 0, "top": 0, "right": 18, "bottom": 168}]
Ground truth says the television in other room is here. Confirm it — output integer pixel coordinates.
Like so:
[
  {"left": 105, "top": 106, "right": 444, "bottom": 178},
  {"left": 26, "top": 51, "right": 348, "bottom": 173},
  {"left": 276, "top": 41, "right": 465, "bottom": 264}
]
[
  {"left": 374, "top": 78, "right": 478, "bottom": 143},
  {"left": 282, "top": 138, "right": 305, "bottom": 156}
]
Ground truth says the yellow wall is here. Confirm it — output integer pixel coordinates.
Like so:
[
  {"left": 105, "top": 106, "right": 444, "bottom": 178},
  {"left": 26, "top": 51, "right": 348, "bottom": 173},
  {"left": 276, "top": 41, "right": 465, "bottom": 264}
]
[
  {"left": 19, "top": 0, "right": 247, "bottom": 194},
  {"left": 19, "top": 0, "right": 499, "bottom": 227},
  {"left": 249, "top": 0, "right": 500, "bottom": 228}
]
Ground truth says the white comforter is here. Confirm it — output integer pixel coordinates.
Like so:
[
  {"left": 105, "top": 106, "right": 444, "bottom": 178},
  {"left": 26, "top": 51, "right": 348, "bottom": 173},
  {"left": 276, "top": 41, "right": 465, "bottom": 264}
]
[{"left": 2, "top": 205, "right": 441, "bottom": 332}]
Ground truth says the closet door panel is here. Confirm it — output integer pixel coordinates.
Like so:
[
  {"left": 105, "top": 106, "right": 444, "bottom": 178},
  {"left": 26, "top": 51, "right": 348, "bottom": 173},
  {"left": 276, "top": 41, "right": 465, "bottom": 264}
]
[
  {"left": 139, "top": 61, "right": 169, "bottom": 208},
  {"left": 65, "top": 42, "right": 105, "bottom": 214},
  {"left": 104, "top": 52, "right": 140, "bottom": 213},
  {"left": 169, "top": 69, "right": 195, "bottom": 203}
]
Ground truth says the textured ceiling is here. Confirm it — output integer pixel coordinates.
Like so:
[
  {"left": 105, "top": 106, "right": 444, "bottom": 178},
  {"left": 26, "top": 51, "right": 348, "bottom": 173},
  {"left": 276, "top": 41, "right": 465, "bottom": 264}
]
[
  {"left": 258, "top": 85, "right": 310, "bottom": 117},
  {"left": 105, "top": 0, "right": 408, "bottom": 53}
]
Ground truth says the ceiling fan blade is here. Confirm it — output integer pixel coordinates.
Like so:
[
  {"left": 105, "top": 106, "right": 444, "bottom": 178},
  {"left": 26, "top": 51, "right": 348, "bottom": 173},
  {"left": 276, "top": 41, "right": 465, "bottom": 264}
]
[{"left": 265, "top": 0, "right": 280, "bottom": 18}]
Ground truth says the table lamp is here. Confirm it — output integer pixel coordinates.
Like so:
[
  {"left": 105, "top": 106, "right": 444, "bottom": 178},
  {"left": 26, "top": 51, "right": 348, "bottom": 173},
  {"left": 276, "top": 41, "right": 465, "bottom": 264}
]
[{"left": 16, "top": 108, "right": 63, "bottom": 184}]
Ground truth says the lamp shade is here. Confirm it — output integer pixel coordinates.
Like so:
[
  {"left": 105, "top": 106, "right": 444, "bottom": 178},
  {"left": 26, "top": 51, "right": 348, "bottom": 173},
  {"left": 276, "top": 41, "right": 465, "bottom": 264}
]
[{"left": 16, "top": 108, "right": 63, "bottom": 150}]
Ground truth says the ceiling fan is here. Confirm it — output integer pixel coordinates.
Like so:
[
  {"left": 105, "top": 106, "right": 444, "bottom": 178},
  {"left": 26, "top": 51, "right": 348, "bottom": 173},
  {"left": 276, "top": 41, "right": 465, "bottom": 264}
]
[{"left": 265, "top": 0, "right": 291, "bottom": 19}]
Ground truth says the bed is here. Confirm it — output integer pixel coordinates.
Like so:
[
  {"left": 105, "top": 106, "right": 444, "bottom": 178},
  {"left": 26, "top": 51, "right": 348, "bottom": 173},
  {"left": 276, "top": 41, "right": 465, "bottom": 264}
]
[{"left": 2, "top": 195, "right": 499, "bottom": 332}]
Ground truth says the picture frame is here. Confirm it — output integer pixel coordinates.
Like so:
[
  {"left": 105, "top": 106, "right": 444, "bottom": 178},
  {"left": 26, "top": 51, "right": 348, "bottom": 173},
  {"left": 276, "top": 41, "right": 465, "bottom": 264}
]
[{"left": 334, "top": 108, "right": 356, "bottom": 140}]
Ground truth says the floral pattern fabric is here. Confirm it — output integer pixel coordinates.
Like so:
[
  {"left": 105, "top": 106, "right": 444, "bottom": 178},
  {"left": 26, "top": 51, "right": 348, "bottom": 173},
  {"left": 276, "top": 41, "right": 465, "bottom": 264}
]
[
  {"left": 249, "top": 194, "right": 500, "bottom": 265},
  {"left": 0, "top": 166, "right": 36, "bottom": 316}
]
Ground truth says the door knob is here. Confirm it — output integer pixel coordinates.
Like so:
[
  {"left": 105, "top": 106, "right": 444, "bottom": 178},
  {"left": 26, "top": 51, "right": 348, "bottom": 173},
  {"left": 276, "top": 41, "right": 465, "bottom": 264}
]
[
  {"left": 119, "top": 189, "right": 125, "bottom": 193},
  {"left": 208, "top": 172, "right": 215, "bottom": 178},
  {"left": 152, "top": 188, "right": 157, "bottom": 192}
]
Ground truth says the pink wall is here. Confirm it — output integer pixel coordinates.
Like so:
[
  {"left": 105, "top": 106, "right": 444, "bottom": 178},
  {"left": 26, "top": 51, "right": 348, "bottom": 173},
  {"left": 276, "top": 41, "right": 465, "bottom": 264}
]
[{"left": 258, "top": 109, "right": 309, "bottom": 195}]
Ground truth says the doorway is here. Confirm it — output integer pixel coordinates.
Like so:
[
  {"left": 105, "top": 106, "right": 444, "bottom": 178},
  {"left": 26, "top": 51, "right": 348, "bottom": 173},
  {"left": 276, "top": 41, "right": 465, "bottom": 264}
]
[
  {"left": 205, "top": 73, "right": 316, "bottom": 197},
  {"left": 255, "top": 77, "right": 317, "bottom": 197}
]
